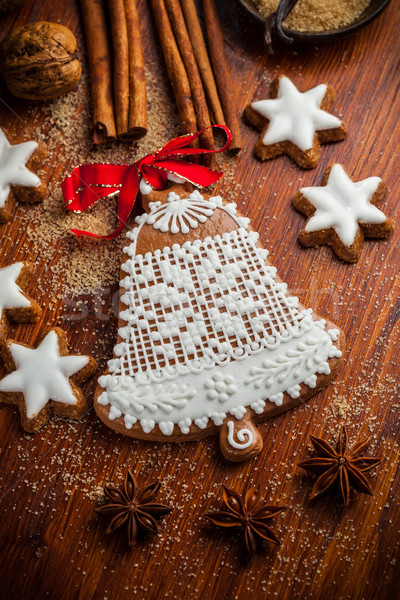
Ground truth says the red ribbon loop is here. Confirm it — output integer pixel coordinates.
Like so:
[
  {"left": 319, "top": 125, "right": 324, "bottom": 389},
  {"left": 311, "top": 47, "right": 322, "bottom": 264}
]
[{"left": 61, "top": 125, "right": 232, "bottom": 239}]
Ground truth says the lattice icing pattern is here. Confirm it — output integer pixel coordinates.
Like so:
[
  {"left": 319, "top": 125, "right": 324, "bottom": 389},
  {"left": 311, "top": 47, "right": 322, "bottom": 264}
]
[
  {"left": 112, "top": 228, "right": 313, "bottom": 376},
  {"left": 98, "top": 218, "right": 342, "bottom": 435}
]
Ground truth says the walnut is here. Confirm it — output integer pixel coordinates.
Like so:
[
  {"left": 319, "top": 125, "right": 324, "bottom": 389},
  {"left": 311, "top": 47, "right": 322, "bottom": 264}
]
[{"left": 0, "top": 21, "right": 82, "bottom": 100}]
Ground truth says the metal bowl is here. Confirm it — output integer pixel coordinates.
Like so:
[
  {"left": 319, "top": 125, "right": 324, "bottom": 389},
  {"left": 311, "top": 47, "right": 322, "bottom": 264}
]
[{"left": 236, "top": 0, "right": 393, "bottom": 44}]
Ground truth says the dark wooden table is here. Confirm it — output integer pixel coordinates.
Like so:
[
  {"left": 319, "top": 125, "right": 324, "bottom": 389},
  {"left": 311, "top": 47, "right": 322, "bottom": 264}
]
[{"left": 0, "top": 1, "right": 399, "bottom": 599}]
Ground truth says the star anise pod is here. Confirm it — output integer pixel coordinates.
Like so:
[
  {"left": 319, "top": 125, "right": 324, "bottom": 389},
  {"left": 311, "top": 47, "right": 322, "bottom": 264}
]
[
  {"left": 298, "top": 426, "right": 381, "bottom": 507},
  {"left": 204, "top": 485, "right": 285, "bottom": 557},
  {"left": 95, "top": 470, "right": 172, "bottom": 547}
]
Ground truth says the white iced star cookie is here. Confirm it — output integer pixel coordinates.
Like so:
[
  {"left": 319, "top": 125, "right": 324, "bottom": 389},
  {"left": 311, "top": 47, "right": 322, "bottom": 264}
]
[
  {"left": 0, "top": 328, "right": 97, "bottom": 432},
  {"left": 0, "top": 127, "right": 47, "bottom": 223},
  {"left": 244, "top": 75, "right": 346, "bottom": 168},
  {"left": 293, "top": 164, "right": 394, "bottom": 262},
  {"left": 0, "top": 262, "right": 42, "bottom": 340}
]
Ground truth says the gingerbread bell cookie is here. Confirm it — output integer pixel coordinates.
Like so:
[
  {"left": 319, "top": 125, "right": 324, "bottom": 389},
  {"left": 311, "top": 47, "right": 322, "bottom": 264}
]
[
  {"left": 0, "top": 328, "right": 97, "bottom": 432},
  {"left": 93, "top": 182, "right": 345, "bottom": 462},
  {"left": 0, "top": 127, "right": 47, "bottom": 223},
  {"left": 293, "top": 164, "right": 394, "bottom": 262},
  {"left": 244, "top": 75, "right": 346, "bottom": 169},
  {"left": 61, "top": 129, "right": 344, "bottom": 462},
  {"left": 0, "top": 262, "right": 42, "bottom": 340}
]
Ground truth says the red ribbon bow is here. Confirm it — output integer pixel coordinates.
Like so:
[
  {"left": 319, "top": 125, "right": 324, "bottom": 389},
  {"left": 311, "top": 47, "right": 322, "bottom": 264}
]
[{"left": 61, "top": 125, "right": 232, "bottom": 239}]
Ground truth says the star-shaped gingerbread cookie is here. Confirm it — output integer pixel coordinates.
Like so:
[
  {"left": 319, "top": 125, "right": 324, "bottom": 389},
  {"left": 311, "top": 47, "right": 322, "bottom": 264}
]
[
  {"left": 0, "top": 328, "right": 97, "bottom": 431},
  {"left": 0, "top": 127, "right": 47, "bottom": 223},
  {"left": 0, "top": 262, "right": 42, "bottom": 340},
  {"left": 244, "top": 75, "right": 347, "bottom": 169},
  {"left": 293, "top": 164, "right": 394, "bottom": 262}
]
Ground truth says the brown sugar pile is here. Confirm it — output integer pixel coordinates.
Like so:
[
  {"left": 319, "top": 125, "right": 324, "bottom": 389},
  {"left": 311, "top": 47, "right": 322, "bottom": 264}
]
[
  {"left": 254, "top": 0, "right": 371, "bottom": 32},
  {"left": 18, "top": 60, "right": 180, "bottom": 298}
]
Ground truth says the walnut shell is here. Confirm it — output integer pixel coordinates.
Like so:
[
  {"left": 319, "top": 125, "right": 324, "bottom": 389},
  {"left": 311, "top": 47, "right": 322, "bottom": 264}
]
[{"left": 0, "top": 21, "right": 82, "bottom": 100}]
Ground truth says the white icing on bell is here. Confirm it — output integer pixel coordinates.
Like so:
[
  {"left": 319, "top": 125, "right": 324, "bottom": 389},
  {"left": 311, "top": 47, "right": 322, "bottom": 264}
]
[
  {"left": 227, "top": 420, "right": 253, "bottom": 449},
  {"left": 211, "top": 412, "right": 226, "bottom": 426},
  {"left": 104, "top": 379, "right": 195, "bottom": 414},
  {"left": 146, "top": 190, "right": 221, "bottom": 234},
  {"left": 287, "top": 384, "right": 301, "bottom": 398},
  {"left": 205, "top": 373, "right": 237, "bottom": 403},
  {"left": 98, "top": 197, "right": 342, "bottom": 435},
  {"left": 0, "top": 330, "right": 89, "bottom": 419},
  {"left": 251, "top": 399, "right": 266, "bottom": 414},
  {"left": 195, "top": 417, "right": 208, "bottom": 429},
  {"left": 269, "top": 392, "right": 284, "bottom": 406},
  {"left": 0, "top": 263, "right": 30, "bottom": 316},
  {"left": 0, "top": 128, "right": 41, "bottom": 208},
  {"left": 301, "top": 164, "right": 386, "bottom": 246},
  {"left": 328, "top": 328, "right": 340, "bottom": 342},
  {"left": 251, "top": 76, "right": 342, "bottom": 152},
  {"left": 139, "top": 178, "right": 153, "bottom": 196}
]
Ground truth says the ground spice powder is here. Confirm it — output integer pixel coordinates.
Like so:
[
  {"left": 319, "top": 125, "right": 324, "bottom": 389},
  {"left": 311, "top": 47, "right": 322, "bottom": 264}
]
[{"left": 254, "top": 0, "right": 371, "bottom": 32}]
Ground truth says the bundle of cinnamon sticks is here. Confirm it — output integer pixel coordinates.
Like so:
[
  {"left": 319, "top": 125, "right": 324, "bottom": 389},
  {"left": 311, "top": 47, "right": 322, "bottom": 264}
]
[
  {"left": 80, "top": 0, "right": 241, "bottom": 155},
  {"left": 149, "top": 0, "right": 242, "bottom": 154},
  {"left": 80, "top": 0, "right": 147, "bottom": 144}
]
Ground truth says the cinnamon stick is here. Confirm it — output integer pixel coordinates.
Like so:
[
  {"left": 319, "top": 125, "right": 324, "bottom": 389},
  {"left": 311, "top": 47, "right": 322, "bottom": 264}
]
[
  {"left": 180, "top": 0, "right": 225, "bottom": 126},
  {"left": 202, "top": 0, "right": 243, "bottom": 153},
  {"left": 121, "top": 0, "right": 148, "bottom": 142},
  {"left": 164, "top": 0, "right": 214, "bottom": 153},
  {"left": 107, "top": 0, "right": 130, "bottom": 138},
  {"left": 80, "top": 0, "right": 116, "bottom": 143},
  {"left": 149, "top": 0, "right": 198, "bottom": 138}
]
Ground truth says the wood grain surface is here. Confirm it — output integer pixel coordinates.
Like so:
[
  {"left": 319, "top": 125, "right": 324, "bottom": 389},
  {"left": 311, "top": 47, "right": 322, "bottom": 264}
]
[{"left": 0, "top": 1, "right": 399, "bottom": 599}]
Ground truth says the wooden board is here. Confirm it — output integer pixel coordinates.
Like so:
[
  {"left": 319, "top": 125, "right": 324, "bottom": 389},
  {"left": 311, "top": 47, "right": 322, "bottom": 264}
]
[{"left": 0, "top": 1, "right": 399, "bottom": 598}]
